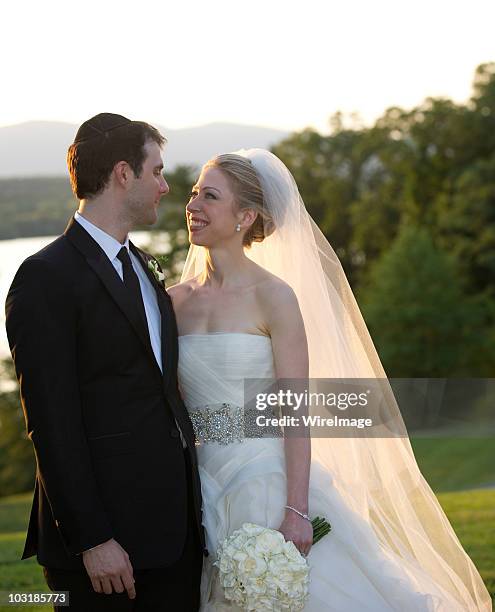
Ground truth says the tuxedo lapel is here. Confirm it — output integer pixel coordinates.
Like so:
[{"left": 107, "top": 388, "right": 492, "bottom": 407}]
[
  {"left": 129, "top": 241, "right": 176, "bottom": 391},
  {"left": 129, "top": 244, "right": 192, "bottom": 441},
  {"left": 128, "top": 242, "right": 165, "bottom": 294},
  {"left": 64, "top": 217, "right": 158, "bottom": 372}
]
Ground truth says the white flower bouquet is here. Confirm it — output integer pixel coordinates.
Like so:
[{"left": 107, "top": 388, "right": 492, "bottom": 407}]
[{"left": 215, "top": 520, "right": 329, "bottom": 611}]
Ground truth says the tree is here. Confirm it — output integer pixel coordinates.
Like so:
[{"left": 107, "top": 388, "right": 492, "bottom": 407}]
[
  {"left": 272, "top": 123, "right": 405, "bottom": 285},
  {"left": 359, "top": 225, "right": 495, "bottom": 377},
  {"left": 435, "top": 156, "right": 495, "bottom": 295}
]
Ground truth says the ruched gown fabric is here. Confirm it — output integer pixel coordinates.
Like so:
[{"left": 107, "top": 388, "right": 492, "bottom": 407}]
[{"left": 177, "top": 333, "right": 465, "bottom": 611}]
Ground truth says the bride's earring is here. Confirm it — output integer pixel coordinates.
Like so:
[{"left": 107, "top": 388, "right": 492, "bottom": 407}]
[{"left": 235, "top": 223, "right": 241, "bottom": 232}]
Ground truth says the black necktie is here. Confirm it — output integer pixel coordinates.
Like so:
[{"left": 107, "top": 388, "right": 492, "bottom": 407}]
[{"left": 117, "top": 247, "right": 150, "bottom": 340}]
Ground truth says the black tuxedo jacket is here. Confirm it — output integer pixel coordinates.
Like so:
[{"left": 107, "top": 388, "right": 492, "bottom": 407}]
[{"left": 5, "top": 216, "right": 206, "bottom": 570}]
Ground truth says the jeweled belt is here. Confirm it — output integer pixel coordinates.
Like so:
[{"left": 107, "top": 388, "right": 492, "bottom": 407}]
[{"left": 188, "top": 402, "right": 282, "bottom": 446}]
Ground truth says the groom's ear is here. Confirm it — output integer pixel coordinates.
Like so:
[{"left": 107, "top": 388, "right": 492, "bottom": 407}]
[{"left": 113, "top": 160, "right": 134, "bottom": 189}]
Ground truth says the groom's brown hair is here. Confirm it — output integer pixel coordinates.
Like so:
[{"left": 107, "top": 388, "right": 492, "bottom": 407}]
[{"left": 67, "top": 113, "right": 166, "bottom": 199}]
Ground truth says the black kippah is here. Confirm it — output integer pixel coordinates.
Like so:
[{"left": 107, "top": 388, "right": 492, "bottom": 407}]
[{"left": 73, "top": 113, "right": 132, "bottom": 143}]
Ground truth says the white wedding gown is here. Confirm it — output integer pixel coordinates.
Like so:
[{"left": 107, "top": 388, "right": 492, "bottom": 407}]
[{"left": 178, "top": 333, "right": 473, "bottom": 611}]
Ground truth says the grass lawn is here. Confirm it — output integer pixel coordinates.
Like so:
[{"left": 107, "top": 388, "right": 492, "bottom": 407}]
[
  {"left": 411, "top": 436, "right": 495, "bottom": 492},
  {"left": 0, "top": 493, "right": 51, "bottom": 611},
  {"left": 0, "top": 487, "right": 493, "bottom": 609},
  {"left": 437, "top": 488, "right": 495, "bottom": 603}
]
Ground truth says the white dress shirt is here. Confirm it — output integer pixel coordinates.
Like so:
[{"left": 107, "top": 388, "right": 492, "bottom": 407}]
[
  {"left": 74, "top": 212, "right": 186, "bottom": 448},
  {"left": 75, "top": 212, "right": 163, "bottom": 371}
]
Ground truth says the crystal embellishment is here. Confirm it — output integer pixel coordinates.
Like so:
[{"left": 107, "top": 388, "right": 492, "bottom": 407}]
[{"left": 188, "top": 402, "right": 281, "bottom": 446}]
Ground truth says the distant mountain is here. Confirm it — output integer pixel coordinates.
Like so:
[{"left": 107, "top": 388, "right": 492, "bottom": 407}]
[{"left": 0, "top": 121, "right": 289, "bottom": 177}]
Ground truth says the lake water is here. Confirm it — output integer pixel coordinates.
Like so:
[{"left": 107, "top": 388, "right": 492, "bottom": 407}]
[{"left": 0, "top": 230, "right": 168, "bottom": 361}]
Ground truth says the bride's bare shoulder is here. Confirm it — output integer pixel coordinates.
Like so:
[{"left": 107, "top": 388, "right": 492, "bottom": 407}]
[
  {"left": 253, "top": 269, "right": 303, "bottom": 335},
  {"left": 167, "top": 277, "right": 200, "bottom": 304},
  {"left": 252, "top": 265, "right": 298, "bottom": 308}
]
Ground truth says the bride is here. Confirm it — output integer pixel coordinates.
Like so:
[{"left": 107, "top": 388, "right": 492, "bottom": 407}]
[{"left": 168, "top": 149, "right": 491, "bottom": 610}]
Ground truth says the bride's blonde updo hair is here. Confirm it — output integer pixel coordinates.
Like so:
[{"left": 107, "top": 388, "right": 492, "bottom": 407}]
[{"left": 204, "top": 153, "right": 275, "bottom": 247}]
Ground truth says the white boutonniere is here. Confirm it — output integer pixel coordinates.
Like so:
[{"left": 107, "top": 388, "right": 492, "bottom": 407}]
[{"left": 147, "top": 258, "right": 165, "bottom": 284}]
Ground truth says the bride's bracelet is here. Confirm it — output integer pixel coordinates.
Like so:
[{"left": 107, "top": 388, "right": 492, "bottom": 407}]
[{"left": 285, "top": 505, "right": 311, "bottom": 523}]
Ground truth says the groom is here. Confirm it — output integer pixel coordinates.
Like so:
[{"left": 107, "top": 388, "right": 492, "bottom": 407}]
[{"left": 5, "top": 114, "right": 205, "bottom": 611}]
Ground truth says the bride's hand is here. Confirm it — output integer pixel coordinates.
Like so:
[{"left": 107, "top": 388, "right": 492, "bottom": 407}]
[{"left": 278, "top": 510, "right": 313, "bottom": 557}]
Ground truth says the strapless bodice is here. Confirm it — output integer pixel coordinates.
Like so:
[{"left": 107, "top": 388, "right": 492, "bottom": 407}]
[{"left": 178, "top": 333, "right": 275, "bottom": 410}]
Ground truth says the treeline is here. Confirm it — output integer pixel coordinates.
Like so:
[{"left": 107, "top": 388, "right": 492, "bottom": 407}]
[
  {"left": 272, "top": 63, "right": 495, "bottom": 298},
  {"left": 0, "top": 172, "right": 197, "bottom": 240},
  {"left": 0, "top": 177, "right": 76, "bottom": 239},
  {"left": 269, "top": 62, "right": 495, "bottom": 378}
]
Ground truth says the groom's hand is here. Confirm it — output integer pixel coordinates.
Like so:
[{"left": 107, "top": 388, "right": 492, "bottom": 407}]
[{"left": 82, "top": 538, "right": 136, "bottom": 599}]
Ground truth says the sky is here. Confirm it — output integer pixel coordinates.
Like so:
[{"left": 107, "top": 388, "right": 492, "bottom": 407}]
[{"left": 1, "top": 0, "right": 494, "bottom": 134}]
